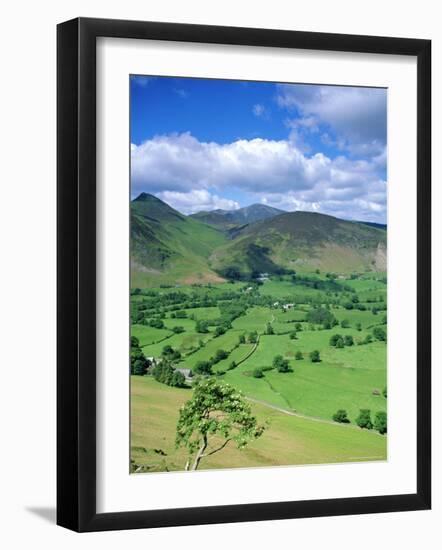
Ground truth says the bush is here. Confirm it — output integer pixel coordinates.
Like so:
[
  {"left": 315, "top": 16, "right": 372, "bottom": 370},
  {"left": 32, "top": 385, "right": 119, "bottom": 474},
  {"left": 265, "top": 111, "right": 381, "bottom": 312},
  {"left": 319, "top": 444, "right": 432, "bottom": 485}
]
[
  {"left": 273, "top": 355, "right": 290, "bottom": 372},
  {"left": 196, "top": 320, "right": 209, "bottom": 333},
  {"left": 266, "top": 323, "right": 274, "bottom": 335},
  {"left": 295, "top": 351, "right": 303, "bottom": 360},
  {"left": 333, "top": 409, "right": 350, "bottom": 423},
  {"left": 214, "top": 326, "right": 226, "bottom": 337},
  {"left": 373, "top": 326, "right": 387, "bottom": 341},
  {"left": 253, "top": 368, "right": 264, "bottom": 378},
  {"left": 340, "top": 319, "right": 350, "bottom": 328},
  {"left": 309, "top": 350, "right": 321, "bottom": 363},
  {"left": 374, "top": 411, "right": 387, "bottom": 434},
  {"left": 289, "top": 331, "right": 297, "bottom": 340},
  {"left": 329, "top": 334, "right": 343, "bottom": 346},
  {"left": 344, "top": 335, "right": 354, "bottom": 346},
  {"left": 356, "top": 409, "right": 373, "bottom": 430},
  {"left": 194, "top": 361, "right": 213, "bottom": 375},
  {"left": 172, "top": 326, "right": 185, "bottom": 334}
]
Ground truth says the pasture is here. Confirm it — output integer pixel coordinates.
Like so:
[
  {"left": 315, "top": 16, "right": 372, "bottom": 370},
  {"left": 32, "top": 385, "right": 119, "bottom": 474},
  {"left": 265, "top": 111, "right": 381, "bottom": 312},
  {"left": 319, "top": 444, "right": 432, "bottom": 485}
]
[{"left": 131, "top": 274, "right": 387, "bottom": 471}]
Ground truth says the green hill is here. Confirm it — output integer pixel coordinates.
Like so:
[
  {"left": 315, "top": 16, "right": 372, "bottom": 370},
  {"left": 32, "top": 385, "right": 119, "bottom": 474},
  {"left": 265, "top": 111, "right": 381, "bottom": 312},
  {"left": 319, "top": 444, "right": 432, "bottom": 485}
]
[
  {"left": 131, "top": 194, "right": 387, "bottom": 286},
  {"left": 131, "top": 193, "right": 227, "bottom": 287},
  {"left": 210, "top": 211, "right": 387, "bottom": 276}
]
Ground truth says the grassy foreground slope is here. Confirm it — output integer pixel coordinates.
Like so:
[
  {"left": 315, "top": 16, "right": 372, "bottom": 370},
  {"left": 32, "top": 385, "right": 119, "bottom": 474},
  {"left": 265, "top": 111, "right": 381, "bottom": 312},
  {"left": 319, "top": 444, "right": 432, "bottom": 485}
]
[{"left": 131, "top": 376, "right": 386, "bottom": 472}]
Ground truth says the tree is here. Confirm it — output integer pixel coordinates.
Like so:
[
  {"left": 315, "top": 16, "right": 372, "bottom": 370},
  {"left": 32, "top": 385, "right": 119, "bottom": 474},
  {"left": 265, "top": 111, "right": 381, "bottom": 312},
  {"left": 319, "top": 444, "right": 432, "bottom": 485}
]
[
  {"left": 194, "top": 361, "right": 213, "bottom": 376},
  {"left": 344, "top": 335, "right": 354, "bottom": 346},
  {"left": 171, "top": 370, "right": 186, "bottom": 388},
  {"left": 273, "top": 355, "right": 290, "bottom": 372},
  {"left": 248, "top": 331, "right": 258, "bottom": 344},
  {"left": 228, "top": 361, "right": 237, "bottom": 371},
  {"left": 195, "top": 320, "right": 209, "bottom": 333},
  {"left": 356, "top": 322, "right": 362, "bottom": 332},
  {"left": 295, "top": 351, "right": 304, "bottom": 360},
  {"left": 329, "top": 333, "right": 343, "bottom": 346},
  {"left": 266, "top": 323, "right": 274, "bottom": 335},
  {"left": 214, "top": 326, "right": 226, "bottom": 337},
  {"left": 374, "top": 411, "right": 387, "bottom": 434},
  {"left": 289, "top": 331, "right": 297, "bottom": 340},
  {"left": 172, "top": 325, "right": 185, "bottom": 334},
  {"left": 130, "top": 336, "right": 150, "bottom": 375},
  {"left": 332, "top": 409, "right": 350, "bottom": 423},
  {"left": 213, "top": 349, "right": 229, "bottom": 363},
  {"left": 373, "top": 326, "right": 387, "bottom": 341},
  {"left": 253, "top": 368, "right": 264, "bottom": 378},
  {"left": 176, "top": 378, "right": 265, "bottom": 470},
  {"left": 238, "top": 334, "right": 246, "bottom": 344},
  {"left": 340, "top": 319, "right": 350, "bottom": 328},
  {"left": 310, "top": 350, "right": 321, "bottom": 363},
  {"left": 356, "top": 409, "right": 373, "bottom": 429},
  {"left": 307, "top": 307, "right": 336, "bottom": 327},
  {"left": 295, "top": 323, "right": 303, "bottom": 332}
]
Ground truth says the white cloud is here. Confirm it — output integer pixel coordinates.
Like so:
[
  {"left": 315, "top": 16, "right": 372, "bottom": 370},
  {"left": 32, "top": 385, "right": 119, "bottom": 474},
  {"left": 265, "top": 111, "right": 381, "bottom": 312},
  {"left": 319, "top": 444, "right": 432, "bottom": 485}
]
[
  {"left": 174, "top": 88, "right": 188, "bottom": 99},
  {"left": 277, "top": 84, "right": 387, "bottom": 155},
  {"left": 131, "top": 132, "right": 386, "bottom": 222},
  {"left": 156, "top": 190, "right": 239, "bottom": 214}
]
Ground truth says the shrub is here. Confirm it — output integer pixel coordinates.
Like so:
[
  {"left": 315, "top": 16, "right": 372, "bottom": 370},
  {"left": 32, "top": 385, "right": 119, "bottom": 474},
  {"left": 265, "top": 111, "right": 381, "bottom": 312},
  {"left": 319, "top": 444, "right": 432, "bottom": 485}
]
[
  {"left": 273, "top": 355, "right": 290, "bottom": 372},
  {"left": 374, "top": 411, "right": 387, "bottom": 434},
  {"left": 266, "top": 323, "right": 274, "bottom": 335},
  {"left": 340, "top": 319, "right": 350, "bottom": 328},
  {"left": 356, "top": 409, "right": 373, "bottom": 430},
  {"left": 253, "top": 368, "right": 264, "bottom": 378},
  {"left": 214, "top": 326, "right": 226, "bottom": 337},
  {"left": 329, "top": 334, "right": 343, "bottom": 346},
  {"left": 373, "top": 326, "right": 387, "bottom": 341},
  {"left": 172, "top": 326, "right": 185, "bottom": 334},
  {"left": 333, "top": 409, "right": 350, "bottom": 423},
  {"left": 344, "top": 335, "right": 354, "bottom": 346},
  {"left": 194, "top": 361, "right": 213, "bottom": 375},
  {"left": 295, "top": 351, "right": 303, "bottom": 360},
  {"left": 289, "top": 331, "right": 297, "bottom": 340},
  {"left": 310, "top": 350, "right": 321, "bottom": 363}
]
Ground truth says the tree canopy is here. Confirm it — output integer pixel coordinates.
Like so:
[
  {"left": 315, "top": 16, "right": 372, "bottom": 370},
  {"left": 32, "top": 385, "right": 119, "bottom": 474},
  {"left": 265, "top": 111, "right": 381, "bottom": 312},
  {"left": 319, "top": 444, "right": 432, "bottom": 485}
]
[{"left": 176, "top": 378, "right": 265, "bottom": 470}]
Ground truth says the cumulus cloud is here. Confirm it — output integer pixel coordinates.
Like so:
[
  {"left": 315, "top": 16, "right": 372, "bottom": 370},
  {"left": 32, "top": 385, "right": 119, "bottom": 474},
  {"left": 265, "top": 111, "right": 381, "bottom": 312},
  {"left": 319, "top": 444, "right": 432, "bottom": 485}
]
[
  {"left": 156, "top": 189, "right": 239, "bottom": 214},
  {"left": 277, "top": 84, "right": 387, "bottom": 155},
  {"left": 131, "top": 132, "right": 386, "bottom": 223}
]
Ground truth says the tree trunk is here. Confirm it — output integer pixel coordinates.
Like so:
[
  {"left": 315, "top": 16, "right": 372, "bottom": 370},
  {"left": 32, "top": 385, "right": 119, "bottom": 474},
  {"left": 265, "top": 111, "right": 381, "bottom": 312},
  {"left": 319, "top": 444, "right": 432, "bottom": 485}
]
[{"left": 191, "top": 436, "right": 207, "bottom": 471}]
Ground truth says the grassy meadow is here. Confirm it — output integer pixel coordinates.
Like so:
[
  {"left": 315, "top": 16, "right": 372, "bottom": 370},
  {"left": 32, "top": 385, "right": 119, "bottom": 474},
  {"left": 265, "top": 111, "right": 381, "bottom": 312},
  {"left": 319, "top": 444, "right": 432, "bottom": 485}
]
[{"left": 130, "top": 273, "right": 387, "bottom": 473}]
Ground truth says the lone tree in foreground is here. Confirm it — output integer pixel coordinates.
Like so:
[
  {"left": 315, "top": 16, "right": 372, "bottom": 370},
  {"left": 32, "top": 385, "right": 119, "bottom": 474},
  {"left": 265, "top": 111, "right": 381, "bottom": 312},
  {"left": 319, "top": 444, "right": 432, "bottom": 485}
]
[
  {"left": 309, "top": 350, "right": 321, "bottom": 363},
  {"left": 176, "top": 378, "right": 265, "bottom": 471}
]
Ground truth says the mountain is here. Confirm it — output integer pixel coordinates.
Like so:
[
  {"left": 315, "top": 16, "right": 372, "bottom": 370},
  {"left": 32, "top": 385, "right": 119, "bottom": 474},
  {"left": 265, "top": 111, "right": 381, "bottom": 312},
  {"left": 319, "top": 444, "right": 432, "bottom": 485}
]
[
  {"left": 356, "top": 221, "right": 387, "bottom": 231},
  {"left": 131, "top": 193, "right": 226, "bottom": 287},
  {"left": 131, "top": 193, "right": 387, "bottom": 287},
  {"left": 190, "top": 203, "right": 285, "bottom": 230},
  {"left": 209, "top": 211, "right": 387, "bottom": 276}
]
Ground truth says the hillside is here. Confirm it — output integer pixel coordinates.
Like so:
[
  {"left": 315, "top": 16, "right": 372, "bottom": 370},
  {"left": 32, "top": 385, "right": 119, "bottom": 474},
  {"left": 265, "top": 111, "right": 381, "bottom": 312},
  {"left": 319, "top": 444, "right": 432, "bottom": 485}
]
[
  {"left": 190, "top": 203, "right": 284, "bottom": 230},
  {"left": 210, "top": 211, "right": 387, "bottom": 276},
  {"left": 131, "top": 194, "right": 387, "bottom": 286},
  {"left": 131, "top": 193, "right": 227, "bottom": 287}
]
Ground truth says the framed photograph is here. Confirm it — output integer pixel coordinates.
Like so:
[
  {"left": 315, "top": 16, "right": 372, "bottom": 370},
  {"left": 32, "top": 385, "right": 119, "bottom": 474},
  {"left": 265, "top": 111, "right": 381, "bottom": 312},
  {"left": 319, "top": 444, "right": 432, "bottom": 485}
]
[{"left": 57, "top": 17, "right": 431, "bottom": 532}]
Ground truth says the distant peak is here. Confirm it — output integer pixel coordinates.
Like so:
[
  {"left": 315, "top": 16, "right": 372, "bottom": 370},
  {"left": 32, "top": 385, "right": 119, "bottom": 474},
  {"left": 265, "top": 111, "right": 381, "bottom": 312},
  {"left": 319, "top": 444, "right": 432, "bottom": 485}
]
[{"left": 133, "top": 192, "right": 156, "bottom": 202}]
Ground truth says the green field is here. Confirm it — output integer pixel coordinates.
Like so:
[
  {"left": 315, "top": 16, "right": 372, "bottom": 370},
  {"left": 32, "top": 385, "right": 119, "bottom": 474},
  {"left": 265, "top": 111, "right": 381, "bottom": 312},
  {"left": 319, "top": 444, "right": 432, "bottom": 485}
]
[
  {"left": 131, "top": 274, "right": 387, "bottom": 472},
  {"left": 131, "top": 376, "right": 386, "bottom": 472}
]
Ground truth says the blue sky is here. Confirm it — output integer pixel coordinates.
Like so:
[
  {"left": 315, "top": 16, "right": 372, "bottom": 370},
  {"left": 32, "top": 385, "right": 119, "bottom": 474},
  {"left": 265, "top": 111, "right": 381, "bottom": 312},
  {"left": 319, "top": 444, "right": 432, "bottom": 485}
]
[{"left": 130, "top": 75, "right": 387, "bottom": 223}]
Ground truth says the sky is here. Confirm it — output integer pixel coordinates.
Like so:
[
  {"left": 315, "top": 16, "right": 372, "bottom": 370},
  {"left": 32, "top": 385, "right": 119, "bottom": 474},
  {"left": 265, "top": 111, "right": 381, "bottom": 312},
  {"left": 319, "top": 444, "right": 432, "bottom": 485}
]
[{"left": 130, "top": 75, "right": 387, "bottom": 223}]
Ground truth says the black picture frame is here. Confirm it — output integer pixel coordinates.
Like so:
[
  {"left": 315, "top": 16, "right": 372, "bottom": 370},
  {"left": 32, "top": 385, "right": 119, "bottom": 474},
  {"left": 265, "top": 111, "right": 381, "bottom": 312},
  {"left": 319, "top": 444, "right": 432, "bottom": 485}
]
[{"left": 57, "top": 17, "right": 431, "bottom": 532}]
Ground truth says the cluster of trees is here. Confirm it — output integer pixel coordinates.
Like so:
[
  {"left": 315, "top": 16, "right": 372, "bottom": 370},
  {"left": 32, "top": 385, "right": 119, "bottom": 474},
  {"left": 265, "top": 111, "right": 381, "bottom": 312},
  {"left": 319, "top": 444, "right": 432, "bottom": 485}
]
[
  {"left": 332, "top": 408, "right": 387, "bottom": 434},
  {"left": 152, "top": 361, "right": 186, "bottom": 387},
  {"left": 306, "top": 307, "right": 338, "bottom": 329},
  {"left": 130, "top": 336, "right": 151, "bottom": 376},
  {"left": 161, "top": 345, "right": 181, "bottom": 362},
  {"left": 273, "top": 355, "right": 291, "bottom": 373},
  {"left": 329, "top": 333, "right": 354, "bottom": 348}
]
